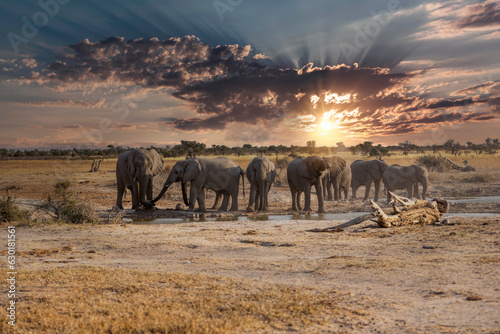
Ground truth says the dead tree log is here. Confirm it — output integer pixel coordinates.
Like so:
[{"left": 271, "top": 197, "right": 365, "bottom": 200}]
[
  {"left": 371, "top": 192, "right": 449, "bottom": 228},
  {"left": 89, "top": 159, "right": 102, "bottom": 172},
  {"left": 308, "top": 192, "right": 449, "bottom": 232},
  {"left": 437, "top": 152, "right": 476, "bottom": 171}
]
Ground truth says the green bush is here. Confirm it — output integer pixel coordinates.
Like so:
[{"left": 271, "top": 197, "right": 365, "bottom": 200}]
[
  {"left": 0, "top": 196, "right": 27, "bottom": 222},
  {"left": 40, "top": 180, "right": 99, "bottom": 224}
]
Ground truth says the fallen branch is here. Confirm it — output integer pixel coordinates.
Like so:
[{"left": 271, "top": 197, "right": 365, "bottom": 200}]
[
  {"left": 308, "top": 191, "right": 450, "bottom": 232},
  {"left": 371, "top": 191, "right": 449, "bottom": 228}
]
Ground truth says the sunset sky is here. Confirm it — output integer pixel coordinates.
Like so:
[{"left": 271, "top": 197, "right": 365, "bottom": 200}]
[{"left": 0, "top": 0, "right": 499, "bottom": 149}]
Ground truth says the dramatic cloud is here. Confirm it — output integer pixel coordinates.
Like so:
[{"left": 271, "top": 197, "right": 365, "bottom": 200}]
[
  {"left": 11, "top": 99, "right": 106, "bottom": 109},
  {"left": 456, "top": 1, "right": 500, "bottom": 28},
  {"left": 21, "top": 35, "right": 498, "bottom": 138}
]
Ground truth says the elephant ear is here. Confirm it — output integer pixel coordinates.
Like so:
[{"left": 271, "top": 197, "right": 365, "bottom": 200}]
[
  {"left": 183, "top": 159, "right": 201, "bottom": 184},
  {"left": 367, "top": 160, "right": 383, "bottom": 180},
  {"left": 127, "top": 150, "right": 136, "bottom": 179},
  {"left": 330, "top": 156, "right": 346, "bottom": 177},
  {"left": 246, "top": 159, "right": 255, "bottom": 183},
  {"left": 151, "top": 150, "right": 164, "bottom": 176},
  {"left": 416, "top": 165, "right": 428, "bottom": 180}
]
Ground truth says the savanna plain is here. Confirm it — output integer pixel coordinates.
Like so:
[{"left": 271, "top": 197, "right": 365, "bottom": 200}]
[{"left": 0, "top": 152, "right": 499, "bottom": 333}]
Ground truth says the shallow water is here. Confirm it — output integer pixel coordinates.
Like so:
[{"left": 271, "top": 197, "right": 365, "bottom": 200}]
[
  {"left": 447, "top": 196, "right": 500, "bottom": 204},
  {"left": 124, "top": 211, "right": 500, "bottom": 225}
]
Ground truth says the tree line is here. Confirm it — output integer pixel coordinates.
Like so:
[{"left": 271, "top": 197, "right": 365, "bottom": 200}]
[{"left": 0, "top": 138, "right": 498, "bottom": 160}]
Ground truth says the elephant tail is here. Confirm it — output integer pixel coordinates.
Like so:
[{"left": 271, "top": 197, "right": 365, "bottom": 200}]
[{"left": 239, "top": 167, "right": 245, "bottom": 199}]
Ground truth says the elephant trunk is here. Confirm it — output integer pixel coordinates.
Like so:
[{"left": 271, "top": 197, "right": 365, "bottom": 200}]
[
  {"left": 240, "top": 167, "right": 245, "bottom": 199},
  {"left": 151, "top": 181, "right": 172, "bottom": 204},
  {"left": 138, "top": 176, "right": 152, "bottom": 207},
  {"left": 182, "top": 182, "right": 189, "bottom": 206}
]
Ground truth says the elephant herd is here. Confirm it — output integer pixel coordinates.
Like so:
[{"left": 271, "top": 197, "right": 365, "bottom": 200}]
[{"left": 115, "top": 148, "right": 429, "bottom": 213}]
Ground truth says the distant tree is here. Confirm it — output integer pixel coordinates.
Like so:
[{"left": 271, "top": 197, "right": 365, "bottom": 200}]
[
  {"left": 176, "top": 140, "right": 206, "bottom": 158},
  {"left": 398, "top": 140, "right": 413, "bottom": 156},
  {"left": 306, "top": 140, "right": 316, "bottom": 154},
  {"left": 485, "top": 137, "right": 499, "bottom": 154},
  {"left": 336, "top": 142, "right": 346, "bottom": 152},
  {"left": 443, "top": 139, "right": 462, "bottom": 156}
]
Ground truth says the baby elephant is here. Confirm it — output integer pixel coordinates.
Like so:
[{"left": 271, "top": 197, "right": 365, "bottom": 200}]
[
  {"left": 246, "top": 157, "right": 276, "bottom": 212},
  {"left": 382, "top": 164, "right": 428, "bottom": 201}
]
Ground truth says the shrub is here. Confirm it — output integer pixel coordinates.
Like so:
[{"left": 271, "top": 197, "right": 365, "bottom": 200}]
[
  {"left": 40, "top": 180, "right": 99, "bottom": 224},
  {"left": 0, "top": 196, "right": 27, "bottom": 222}
]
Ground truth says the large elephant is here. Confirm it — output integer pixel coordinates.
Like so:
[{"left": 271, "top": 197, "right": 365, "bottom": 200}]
[
  {"left": 382, "top": 164, "right": 428, "bottom": 201},
  {"left": 351, "top": 159, "right": 388, "bottom": 201},
  {"left": 322, "top": 156, "right": 348, "bottom": 201},
  {"left": 151, "top": 157, "right": 244, "bottom": 212},
  {"left": 287, "top": 155, "right": 327, "bottom": 213},
  {"left": 115, "top": 148, "right": 164, "bottom": 210},
  {"left": 246, "top": 157, "right": 276, "bottom": 212}
]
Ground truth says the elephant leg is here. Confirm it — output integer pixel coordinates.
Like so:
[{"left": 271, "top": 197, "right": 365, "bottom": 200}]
[
  {"left": 263, "top": 182, "right": 272, "bottom": 212},
  {"left": 333, "top": 180, "right": 340, "bottom": 201},
  {"left": 297, "top": 191, "right": 303, "bottom": 211},
  {"left": 146, "top": 179, "right": 153, "bottom": 201},
  {"left": 385, "top": 183, "right": 391, "bottom": 202},
  {"left": 414, "top": 184, "right": 420, "bottom": 199},
  {"left": 196, "top": 189, "right": 207, "bottom": 212},
  {"left": 219, "top": 192, "right": 230, "bottom": 211},
  {"left": 229, "top": 188, "right": 239, "bottom": 211},
  {"left": 187, "top": 185, "right": 198, "bottom": 212},
  {"left": 255, "top": 188, "right": 261, "bottom": 211},
  {"left": 351, "top": 182, "right": 358, "bottom": 200},
  {"left": 407, "top": 184, "right": 413, "bottom": 198},
  {"left": 315, "top": 179, "right": 325, "bottom": 213},
  {"left": 116, "top": 181, "right": 125, "bottom": 210},
  {"left": 303, "top": 182, "right": 312, "bottom": 212},
  {"left": 290, "top": 184, "right": 298, "bottom": 211},
  {"left": 254, "top": 184, "right": 261, "bottom": 211},
  {"left": 247, "top": 182, "right": 257, "bottom": 212},
  {"left": 132, "top": 180, "right": 139, "bottom": 210},
  {"left": 373, "top": 180, "right": 381, "bottom": 202},
  {"left": 327, "top": 179, "right": 334, "bottom": 201},
  {"left": 257, "top": 180, "right": 266, "bottom": 211},
  {"left": 363, "top": 180, "right": 372, "bottom": 201},
  {"left": 211, "top": 191, "right": 223, "bottom": 210}
]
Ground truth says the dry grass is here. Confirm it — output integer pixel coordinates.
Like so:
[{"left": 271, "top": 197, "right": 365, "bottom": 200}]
[{"left": 3, "top": 267, "right": 361, "bottom": 333}]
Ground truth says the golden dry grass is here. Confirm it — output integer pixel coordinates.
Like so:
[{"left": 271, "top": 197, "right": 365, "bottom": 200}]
[{"left": 2, "top": 267, "right": 361, "bottom": 333}]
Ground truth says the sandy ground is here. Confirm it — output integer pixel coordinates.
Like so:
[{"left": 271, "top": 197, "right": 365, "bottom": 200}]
[
  {"left": 1, "top": 156, "right": 500, "bottom": 332},
  {"left": 4, "top": 217, "right": 499, "bottom": 333}
]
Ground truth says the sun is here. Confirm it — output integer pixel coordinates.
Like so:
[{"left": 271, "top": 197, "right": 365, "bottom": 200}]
[{"left": 320, "top": 119, "right": 332, "bottom": 129}]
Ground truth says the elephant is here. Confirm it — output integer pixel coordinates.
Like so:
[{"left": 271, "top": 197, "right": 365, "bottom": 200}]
[
  {"left": 246, "top": 157, "right": 276, "bottom": 212},
  {"left": 151, "top": 157, "right": 244, "bottom": 212},
  {"left": 350, "top": 159, "right": 389, "bottom": 202},
  {"left": 115, "top": 148, "right": 164, "bottom": 210},
  {"left": 287, "top": 155, "right": 327, "bottom": 213},
  {"left": 321, "top": 156, "right": 348, "bottom": 201},
  {"left": 382, "top": 164, "right": 428, "bottom": 201}
]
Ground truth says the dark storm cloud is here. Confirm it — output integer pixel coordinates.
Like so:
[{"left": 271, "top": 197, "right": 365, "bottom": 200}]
[
  {"left": 27, "top": 36, "right": 498, "bottom": 136},
  {"left": 456, "top": 2, "right": 500, "bottom": 28}
]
